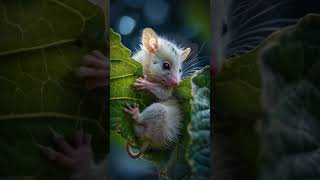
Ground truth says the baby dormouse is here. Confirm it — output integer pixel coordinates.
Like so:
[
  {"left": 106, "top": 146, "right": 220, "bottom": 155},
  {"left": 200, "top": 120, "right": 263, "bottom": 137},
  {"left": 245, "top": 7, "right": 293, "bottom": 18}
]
[{"left": 124, "top": 28, "right": 191, "bottom": 159}]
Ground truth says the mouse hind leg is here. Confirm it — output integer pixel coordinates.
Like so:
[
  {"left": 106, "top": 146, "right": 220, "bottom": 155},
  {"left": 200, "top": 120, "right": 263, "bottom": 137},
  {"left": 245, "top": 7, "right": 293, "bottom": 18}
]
[
  {"left": 124, "top": 103, "right": 141, "bottom": 122},
  {"left": 124, "top": 102, "right": 166, "bottom": 124},
  {"left": 139, "top": 103, "right": 166, "bottom": 123},
  {"left": 124, "top": 102, "right": 167, "bottom": 142}
]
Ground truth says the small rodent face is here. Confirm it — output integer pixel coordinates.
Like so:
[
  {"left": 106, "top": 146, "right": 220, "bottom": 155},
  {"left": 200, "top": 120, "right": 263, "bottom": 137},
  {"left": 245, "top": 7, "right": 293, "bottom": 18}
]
[
  {"left": 140, "top": 28, "right": 191, "bottom": 86},
  {"left": 148, "top": 40, "right": 184, "bottom": 87},
  {"left": 149, "top": 54, "right": 182, "bottom": 87}
]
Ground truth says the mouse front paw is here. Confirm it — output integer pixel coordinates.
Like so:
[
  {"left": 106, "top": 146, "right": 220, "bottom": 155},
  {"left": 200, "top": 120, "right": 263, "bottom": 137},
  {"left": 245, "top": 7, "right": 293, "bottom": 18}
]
[
  {"left": 134, "top": 75, "right": 154, "bottom": 91},
  {"left": 123, "top": 103, "right": 140, "bottom": 121},
  {"left": 39, "top": 129, "right": 97, "bottom": 180},
  {"left": 76, "top": 50, "right": 108, "bottom": 90}
]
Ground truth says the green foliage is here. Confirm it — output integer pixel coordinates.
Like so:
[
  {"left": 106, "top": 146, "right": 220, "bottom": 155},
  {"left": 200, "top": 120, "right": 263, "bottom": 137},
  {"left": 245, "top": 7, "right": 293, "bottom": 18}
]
[
  {"left": 212, "top": 13, "right": 267, "bottom": 180},
  {"left": 213, "top": 39, "right": 263, "bottom": 180},
  {"left": 0, "top": 0, "right": 106, "bottom": 179},
  {"left": 213, "top": 13, "right": 320, "bottom": 180},
  {"left": 109, "top": 28, "right": 153, "bottom": 142},
  {"left": 188, "top": 67, "right": 210, "bottom": 180},
  {"left": 214, "top": 49, "right": 263, "bottom": 120},
  {"left": 259, "top": 14, "right": 320, "bottom": 180}
]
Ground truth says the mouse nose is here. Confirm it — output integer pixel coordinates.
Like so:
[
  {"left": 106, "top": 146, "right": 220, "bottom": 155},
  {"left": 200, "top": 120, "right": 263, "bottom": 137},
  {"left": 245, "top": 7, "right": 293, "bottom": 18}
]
[{"left": 170, "top": 79, "right": 178, "bottom": 86}]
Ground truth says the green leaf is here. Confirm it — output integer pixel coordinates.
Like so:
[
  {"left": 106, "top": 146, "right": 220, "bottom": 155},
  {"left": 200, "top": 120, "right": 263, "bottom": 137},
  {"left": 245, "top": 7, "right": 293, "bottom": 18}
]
[
  {"left": 212, "top": 17, "right": 268, "bottom": 180},
  {"left": 0, "top": 0, "right": 106, "bottom": 179},
  {"left": 213, "top": 39, "right": 263, "bottom": 180},
  {"left": 214, "top": 49, "right": 263, "bottom": 120},
  {"left": 109, "top": 28, "right": 153, "bottom": 142},
  {"left": 188, "top": 67, "right": 210, "bottom": 180},
  {"left": 109, "top": 29, "right": 194, "bottom": 178},
  {"left": 213, "top": 13, "right": 320, "bottom": 180},
  {"left": 259, "top": 14, "right": 320, "bottom": 180}
]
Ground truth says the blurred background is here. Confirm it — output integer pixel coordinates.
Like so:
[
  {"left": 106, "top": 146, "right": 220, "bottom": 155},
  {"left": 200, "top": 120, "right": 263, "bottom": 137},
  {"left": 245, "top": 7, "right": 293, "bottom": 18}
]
[{"left": 110, "top": 0, "right": 210, "bottom": 179}]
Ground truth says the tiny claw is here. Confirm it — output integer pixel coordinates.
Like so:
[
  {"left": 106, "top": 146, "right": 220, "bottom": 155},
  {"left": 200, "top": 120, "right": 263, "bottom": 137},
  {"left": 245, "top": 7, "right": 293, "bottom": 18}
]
[
  {"left": 36, "top": 143, "right": 46, "bottom": 150},
  {"left": 49, "top": 127, "right": 64, "bottom": 139},
  {"left": 37, "top": 144, "right": 56, "bottom": 160},
  {"left": 123, "top": 107, "right": 129, "bottom": 112},
  {"left": 126, "top": 103, "right": 132, "bottom": 109}
]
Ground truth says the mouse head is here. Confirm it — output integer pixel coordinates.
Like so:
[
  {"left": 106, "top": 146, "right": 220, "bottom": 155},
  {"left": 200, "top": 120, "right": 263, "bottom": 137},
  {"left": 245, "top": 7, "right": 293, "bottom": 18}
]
[{"left": 142, "top": 28, "right": 191, "bottom": 87}]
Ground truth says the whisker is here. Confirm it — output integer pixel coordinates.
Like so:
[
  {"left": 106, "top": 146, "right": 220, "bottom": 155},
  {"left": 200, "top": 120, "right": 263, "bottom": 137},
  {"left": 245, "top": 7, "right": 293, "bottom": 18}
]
[
  {"left": 183, "top": 57, "right": 209, "bottom": 68},
  {"left": 235, "top": 1, "right": 288, "bottom": 32},
  {"left": 180, "top": 41, "right": 209, "bottom": 79},
  {"left": 233, "top": 0, "right": 264, "bottom": 18},
  {"left": 231, "top": 0, "right": 251, "bottom": 16},
  {"left": 227, "top": 44, "right": 256, "bottom": 56},
  {"left": 182, "top": 69, "right": 203, "bottom": 79},
  {"left": 185, "top": 56, "right": 210, "bottom": 62},
  {"left": 184, "top": 56, "right": 210, "bottom": 64},
  {"left": 182, "top": 65, "right": 204, "bottom": 77},
  {"left": 229, "top": 27, "right": 279, "bottom": 45},
  {"left": 184, "top": 68, "right": 203, "bottom": 75},
  {"left": 230, "top": 49, "right": 255, "bottom": 58},
  {"left": 184, "top": 56, "right": 210, "bottom": 63},
  {"left": 183, "top": 60, "right": 208, "bottom": 73},
  {"left": 195, "top": 42, "right": 207, "bottom": 56},
  {"left": 227, "top": 42, "right": 260, "bottom": 57},
  {"left": 237, "top": 18, "right": 298, "bottom": 35},
  {"left": 227, "top": 40, "right": 262, "bottom": 55},
  {"left": 237, "top": 0, "right": 266, "bottom": 25},
  {"left": 187, "top": 42, "right": 207, "bottom": 61},
  {"left": 227, "top": 36, "right": 264, "bottom": 49},
  {"left": 183, "top": 58, "right": 209, "bottom": 68}
]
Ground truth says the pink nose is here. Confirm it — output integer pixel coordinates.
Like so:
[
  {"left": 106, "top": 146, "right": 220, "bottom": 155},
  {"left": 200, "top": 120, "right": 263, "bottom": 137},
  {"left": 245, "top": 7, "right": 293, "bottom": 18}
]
[{"left": 170, "top": 79, "right": 178, "bottom": 86}]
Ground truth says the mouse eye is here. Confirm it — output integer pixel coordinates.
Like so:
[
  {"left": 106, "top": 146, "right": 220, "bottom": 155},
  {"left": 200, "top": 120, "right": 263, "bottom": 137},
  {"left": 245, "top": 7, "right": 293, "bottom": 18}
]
[
  {"left": 163, "top": 62, "right": 170, "bottom": 70},
  {"left": 179, "top": 69, "right": 182, "bottom": 73}
]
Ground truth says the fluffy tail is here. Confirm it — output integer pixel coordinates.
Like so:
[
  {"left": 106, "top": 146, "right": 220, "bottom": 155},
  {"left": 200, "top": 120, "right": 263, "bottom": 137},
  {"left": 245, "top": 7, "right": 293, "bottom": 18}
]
[{"left": 126, "top": 141, "right": 149, "bottom": 159}]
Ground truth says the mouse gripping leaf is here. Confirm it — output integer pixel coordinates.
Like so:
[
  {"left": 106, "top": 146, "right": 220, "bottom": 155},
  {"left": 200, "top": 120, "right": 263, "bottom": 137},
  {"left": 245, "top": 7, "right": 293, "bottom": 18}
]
[
  {"left": 110, "top": 29, "right": 196, "bottom": 174},
  {"left": 110, "top": 29, "right": 155, "bottom": 142},
  {"left": 110, "top": 29, "right": 171, "bottom": 167}
]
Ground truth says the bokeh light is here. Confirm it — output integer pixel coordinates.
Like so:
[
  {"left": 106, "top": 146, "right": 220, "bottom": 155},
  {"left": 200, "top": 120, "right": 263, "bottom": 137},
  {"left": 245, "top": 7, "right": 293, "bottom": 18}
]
[{"left": 118, "top": 16, "right": 136, "bottom": 35}]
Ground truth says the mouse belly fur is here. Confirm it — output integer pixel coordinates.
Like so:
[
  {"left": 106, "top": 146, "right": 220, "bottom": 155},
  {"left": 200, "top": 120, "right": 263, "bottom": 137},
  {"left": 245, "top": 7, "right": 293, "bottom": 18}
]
[{"left": 134, "top": 99, "right": 182, "bottom": 148}]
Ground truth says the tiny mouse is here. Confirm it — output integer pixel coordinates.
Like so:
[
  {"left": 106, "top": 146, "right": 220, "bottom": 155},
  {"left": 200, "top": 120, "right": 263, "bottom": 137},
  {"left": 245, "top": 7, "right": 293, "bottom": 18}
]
[{"left": 124, "top": 28, "right": 191, "bottom": 159}]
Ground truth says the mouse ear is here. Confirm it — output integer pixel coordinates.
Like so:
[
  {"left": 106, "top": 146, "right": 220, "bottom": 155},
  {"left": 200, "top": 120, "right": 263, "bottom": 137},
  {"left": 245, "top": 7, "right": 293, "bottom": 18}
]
[
  {"left": 142, "top": 28, "right": 158, "bottom": 54},
  {"left": 181, "top": 48, "right": 191, "bottom": 61}
]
